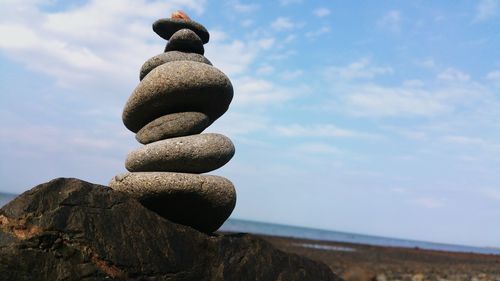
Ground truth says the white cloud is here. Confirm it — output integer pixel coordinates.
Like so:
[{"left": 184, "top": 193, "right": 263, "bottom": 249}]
[
  {"left": 313, "top": 8, "right": 331, "bottom": 18},
  {"left": 207, "top": 112, "right": 269, "bottom": 138},
  {"left": 279, "top": 0, "right": 302, "bottom": 5},
  {"left": 275, "top": 124, "right": 377, "bottom": 139},
  {"left": 443, "top": 135, "right": 488, "bottom": 146},
  {"left": 257, "top": 38, "right": 275, "bottom": 49},
  {"left": 227, "top": 1, "right": 259, "bottom": 13},
  {"left": 474, "top": 0, "right": 498, "bottom": 22},
  {"left": 414, "top": 197, "right": 445, "bottom": 209},
  {"left": 415, "top": 58, "right": 437, "bottom": 69},
  {"left": 0, "top": 0, "right": 207, "bottom": 91},
  {"left": 231, "top": 76, "right": 299, "bottom": 106},
  {"left": 271, "top": 17, "right": 295, "bottom": 31},
  {"left": 437, "top": 68, "right": 470, "bottom": 82},
  {"left": 326, "top": 58, "right": 393, "bottom": 80},
  {"left": 486, "top": 70, "right": 500, "bottom": 80},
  {"left": 377, "top": 10, "right": 402, "bottom": 32},
  {"left": 344, "top": 85, "right": 452, "bottom": 117},
  {"left": 480, "top": 187, "right": 500, "bottom": 201},
  {"left": 306, "top": 26, "right": 330, "bottom": 39},
  {"left": 0, "top": 124, "right": 132, "bottom": 155},
  {"left": 257, "top": 65, "right": 275, "bottom": 75},
  {"left": 403, "top": 79, "right": 424, "bottom": 87},
  {"left": 241, "top": 19, "right": 254, "bottom": 27},
  {"left": 280, "top": 69, "right": 303, "bottom": 80},
  {"left": 294, "top": 142, "right": 340, "bottom": 154},
  {"left": 205, "top": 39, "right": 257, "bottom": 76},
  {"left": 442, "top": 135, "right": 500, "bottom": 152},
  {"left": 284, "top": 34, "right": 297, "bottom": 43}
]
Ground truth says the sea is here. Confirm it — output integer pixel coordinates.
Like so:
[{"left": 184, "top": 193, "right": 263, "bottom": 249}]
[
  {"left": 220, "top": 219, "right": 500, "bottom": 256},
  {"left": 0, "top": 192, "right": 16, "bottom": 208},
  {"left": 1, "top": 192, "right": 499, "bottom": 256}
]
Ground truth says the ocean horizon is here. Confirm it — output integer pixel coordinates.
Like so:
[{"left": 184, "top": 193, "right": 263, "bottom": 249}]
[
  {"left": 220, "top": 218, "right": 500, "bottom": 256},
  {"left": 2, "top": 192, "right": 498, "bottom": 256}
]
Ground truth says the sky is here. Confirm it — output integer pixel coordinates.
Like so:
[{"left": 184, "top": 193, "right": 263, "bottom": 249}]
[{"left": 1, "top": 0, "right": 500, "bottom": 248}]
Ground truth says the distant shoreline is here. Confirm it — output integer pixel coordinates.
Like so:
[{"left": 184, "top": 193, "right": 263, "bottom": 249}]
[{"left": 220, "top": 218, "right": 500, "bottom": 256}]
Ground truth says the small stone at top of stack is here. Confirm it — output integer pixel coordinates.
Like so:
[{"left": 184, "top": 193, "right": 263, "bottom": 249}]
[{"left": 110, "top": 11, "right": 236, "bottom": 233}]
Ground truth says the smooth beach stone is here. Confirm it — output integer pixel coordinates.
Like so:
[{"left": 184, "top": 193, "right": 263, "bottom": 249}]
[
  {"left": 140, "top": 51, "right": 212, "bottom": 80},
  {"left": 123, "top": 61, "right": 233, "bottom": 133},
  {"left": 126, "top": 133, "right": 235, "bottom": 173},
  {"left": 153, "top": 18, "right": 209, "bottom": 44},
  {"left": 136, "top": 112, "right": 210, "bottom": 144},
  {"left": 109, "top": 172, "right": 236, "bottom": 233},
  {"left": 164, "top": 29, "right": 204, "bottom": 55}
]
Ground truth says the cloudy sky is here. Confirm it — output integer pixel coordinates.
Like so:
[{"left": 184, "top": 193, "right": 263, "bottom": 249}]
[{"left": 1, "top": 0, "right": 500, "bottom": 247}]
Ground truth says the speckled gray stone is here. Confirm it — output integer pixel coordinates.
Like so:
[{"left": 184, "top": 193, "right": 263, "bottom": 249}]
[
  {"left": 164, "top": 29, "right": 204, "bottom": 55},
  {"left": 123, "top": 61, "right": 233, "bottom": 133},
  {"left": 153, "top": 18, "right": 209, "bottom": 44},
  {"left": 136, "top": 112, "right": 210, "bottom": 144},
  {"left": 109, "top": 172, "right": 236, "bottom": 233},
  {"left": 126, "top": 133, "right": 234, "bottom": 173},
  {"left": 140, "top": 51, "right": 212, "bottom": 80}
]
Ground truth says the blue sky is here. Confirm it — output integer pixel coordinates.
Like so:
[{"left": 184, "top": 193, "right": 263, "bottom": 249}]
[{"left": 1, "top": 0, "right": 500, "bottom": 247}]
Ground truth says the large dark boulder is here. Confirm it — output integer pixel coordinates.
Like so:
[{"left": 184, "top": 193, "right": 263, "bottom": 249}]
[{"left": 0, "top": 178, "right": 341, "bottom": 281}]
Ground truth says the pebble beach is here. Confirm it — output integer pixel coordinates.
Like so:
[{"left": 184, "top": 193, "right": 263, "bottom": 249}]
[{"left": 256, "top": 234, "right": 500, "bottom": 281}]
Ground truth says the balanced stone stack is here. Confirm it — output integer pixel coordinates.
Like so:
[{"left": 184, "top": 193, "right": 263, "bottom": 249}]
[{"left": 110, "top": 12, "right": 236, "bottom": 233}]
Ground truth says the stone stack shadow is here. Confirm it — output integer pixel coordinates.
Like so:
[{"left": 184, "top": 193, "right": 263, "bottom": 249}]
[{"left": 110, "top": 16, "right": 236, "bottom": 233}]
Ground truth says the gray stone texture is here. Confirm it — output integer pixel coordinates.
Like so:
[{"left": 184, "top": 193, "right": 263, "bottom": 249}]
[
  {"left": 127, "top": 133, "right": 234, "bottom": 173},
  {"left": 164, "top": 29, "right": 204, "bottom": 55},
  {"left": 153, "top": 18, "right": 210, "bottom": 44},
  {"left": 109, "top": 172, "right": 236, "bottom": 233},
  {"left": 140, "top": 51, "right": 212, "bottom": 80},
  {"left": 123, "top": 61, "right": 233, "bottom": 133},
  {"left": 136, "top": 112, "right": 211, "bottom": 144}
]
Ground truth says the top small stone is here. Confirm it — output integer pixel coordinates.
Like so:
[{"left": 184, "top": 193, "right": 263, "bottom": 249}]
[
  {"left": 153, "top": 11, "right": 209, "bottom": 44},
  {"left": 171, "top": 10, "right": 191, "bottom": 20}
]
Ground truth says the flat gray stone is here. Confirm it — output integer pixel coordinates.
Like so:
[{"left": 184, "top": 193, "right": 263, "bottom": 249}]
[
  {"left": 123, "top": 61, "right": 233, "bottom": 133},
  {"left": 136, "top": 112, "right": 210, "bottom": 144},
  {"left": 164, "top": 29, "right": 204, "bottom": 55},
  {"left": 140, "top": 51, "right": 212, "bottom": 80},
  {"left": 126, "top": 133, "right": 235, "bottom": 173},
  {"left": 153, "top": 18, "right": 209, "bottom": 44},
  {"left": 109, "top": 172, "right": 236, "bottom": 233}
]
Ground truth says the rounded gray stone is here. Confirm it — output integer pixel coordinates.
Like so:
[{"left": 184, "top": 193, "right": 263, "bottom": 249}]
[
  {"left": 123, "top": 61, "right": 233, "bottom": 133},
  {"left": 153, "top": 18, "right": 209, "bottom": 44},
  {"left": 136, "top": 112, "right": 210, "bottom": 144},
  {"left": 140, "top": 51, "right": 212, "bottom": 80},
  {"left": 126, "top": 133, "right": 235, "bottom": 173},
  {"left": 109, "top": 172, "right": 236, "bottom": 233},
  {"left": 164, "top": 29, "right": 204, "bottom": 55}
]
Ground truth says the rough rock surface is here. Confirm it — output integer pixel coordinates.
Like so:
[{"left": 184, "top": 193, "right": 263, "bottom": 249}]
[
  {"left": 164, "top": 29, "right": 204, "bottom": 55},
  {"left": 0, "top": 178, "right": 341, "bottom": 281},
  {"left": 123, "top": 61, "right": 233, "bottom": 133},
  {"left": 153, "top": 18, "right": 209, "bottom": 43},
  {"left": 136, "top": 112, "right": 211, "bottom": 144},
  {"left": 140, "top": 51, "right": 212, "bottom": 81},
  {"left": 126, "top": 133, "right": 235, "bottom": 173},
  {"left": 109, "top": 172, "right": 236, "bottom": 233}
]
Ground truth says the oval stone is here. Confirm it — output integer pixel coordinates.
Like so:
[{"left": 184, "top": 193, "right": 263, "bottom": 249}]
[
  {"left": 140, "top": 51, "right": 212, "bottom": 80},
  {"left": 123, "top": 61, "right": 233, "bottom": 133},
  {"left": 164, "top": 29, "right": 204, "bottom": 55},
  {"left": 153, "top": 18, "right": 209, "bottom": 44},
  {"left": 126, "top": 133, "right": 235, "bottom": 173},
  {"left": 109, "top": 172, "right": 236, "bottom": 233},
  {"left": 136, "top": 112, "right": 210, "bottom": 144}
]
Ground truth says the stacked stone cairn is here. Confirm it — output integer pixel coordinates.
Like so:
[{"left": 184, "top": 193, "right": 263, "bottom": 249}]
[{"left": 110, "top": 11, "right": 236, "bottom": 233}]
